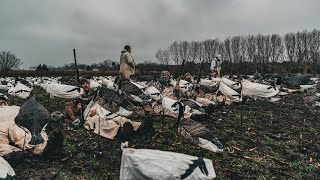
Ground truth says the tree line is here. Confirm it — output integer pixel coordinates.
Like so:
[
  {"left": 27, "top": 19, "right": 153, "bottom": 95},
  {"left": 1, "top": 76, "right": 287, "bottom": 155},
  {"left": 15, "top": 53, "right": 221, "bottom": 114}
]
[{"left": 155, "top": 29, "right": 320, "bottom": 75}]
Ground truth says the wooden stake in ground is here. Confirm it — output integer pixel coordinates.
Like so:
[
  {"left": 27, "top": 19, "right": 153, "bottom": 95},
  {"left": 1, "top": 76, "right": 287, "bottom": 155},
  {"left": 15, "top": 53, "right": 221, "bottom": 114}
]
[{"left": 73, "top": 49, "right": 84, "bottom": 125}]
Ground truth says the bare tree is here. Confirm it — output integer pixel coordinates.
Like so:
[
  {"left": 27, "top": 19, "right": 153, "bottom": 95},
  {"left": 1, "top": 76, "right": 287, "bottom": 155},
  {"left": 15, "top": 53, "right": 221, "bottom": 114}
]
[
  {"left": 263, "top": 35, "right": 272, "bottom": 64},
  {"left": 0, "top": 51, "right": 23, "bottom": 71},
  {"left": 203, "top": 39, "right": 219, "bottom": 62},
  {"left": 296, "top": 31, "right": 306, "bottom": 64},
  {"left": 179, "top": 41, "right": 190, "bottom": 62},
  {"left": 224, "top": 37, "right": 233, "bottom": 63},
  {"left": 246, "top": 35, "right": 256, "bottom": 63},
  {"left": 270, "top": 34, "right": 284, "bottom": 63},
  {"left": 256, "top": 34, "right": 264, "bottom": 64},
  {"left": 101, "top": 59, "right": 113, "bottom": 67},
  {"left": 156, "top": 48, "right": 171, "bottom": 66},
  {"left": 217, "top": 41, "right": 225, "bottom": 58},
  {"left": 189, "top": 41, "right": 201, "bottom": 63},
  {"left": 231, "top": 36, "right": 242, "bottom": 64},
  {"left": 162, "top": 49, "right": 170, "bottom": 65},
  {"left": 239, "top": 36, "right": 248, "bottom": 63},
  {"left": 155, "top": 49, "right": 165, "bottom": 64},
  {"left": 198, "top": 41, "right": 205, "bottom": 63},
  {"left": 284, "top": 33, "right": 297, "bottom": 63},
  {"left": 159, "top": 29, "right": 320, "bottom": 74},
  {"left": 169, "top": 41, "right": 181, "bottom": 64},
  {"left": 309, "top": 29, "right": 320, "bottom": 72}
]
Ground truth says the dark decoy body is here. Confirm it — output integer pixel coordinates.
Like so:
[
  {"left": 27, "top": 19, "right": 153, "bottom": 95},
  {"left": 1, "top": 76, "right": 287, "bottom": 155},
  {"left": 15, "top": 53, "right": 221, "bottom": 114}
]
[
  {"left": 172, "top": 102, "right": 223, "bottom": 149},
  {"left": 15, "top": 96, "right": 51, "bottom": 145},
  {"left": 95, "top": 86, "right": 133, "bottom": 113}
]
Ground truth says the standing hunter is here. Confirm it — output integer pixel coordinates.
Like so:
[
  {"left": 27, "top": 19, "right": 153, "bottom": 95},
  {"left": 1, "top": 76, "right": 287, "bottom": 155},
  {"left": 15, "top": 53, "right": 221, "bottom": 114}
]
[
  {"left": 120, "top": 45, "right": 135, "bottom": 80},
  {"left": 210, "top": 55, "right": 222, "bottom": 78}
]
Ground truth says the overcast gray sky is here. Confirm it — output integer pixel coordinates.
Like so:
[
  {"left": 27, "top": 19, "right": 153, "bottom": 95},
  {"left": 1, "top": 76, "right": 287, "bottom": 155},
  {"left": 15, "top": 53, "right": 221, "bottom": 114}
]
[{"left": 0, "top": 0, "right": 319, "bottom": 69}]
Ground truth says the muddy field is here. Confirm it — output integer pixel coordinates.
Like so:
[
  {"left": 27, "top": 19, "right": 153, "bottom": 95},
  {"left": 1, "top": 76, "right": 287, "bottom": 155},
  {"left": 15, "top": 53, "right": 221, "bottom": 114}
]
[{"left": 1, "top": 86, "right": 320, "bottom": 179}]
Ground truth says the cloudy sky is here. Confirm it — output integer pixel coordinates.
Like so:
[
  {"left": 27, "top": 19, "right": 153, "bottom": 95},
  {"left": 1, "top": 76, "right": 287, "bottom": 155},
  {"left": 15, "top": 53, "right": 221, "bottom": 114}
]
[{"left": 0, "top": 0, "right": 319, "bottom": 69}]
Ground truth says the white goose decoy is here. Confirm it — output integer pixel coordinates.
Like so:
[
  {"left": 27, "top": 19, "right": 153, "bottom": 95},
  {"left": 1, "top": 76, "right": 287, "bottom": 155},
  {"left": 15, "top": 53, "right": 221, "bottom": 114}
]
[
  {"left": 8, "top": 82, "right": 31, "bottom": 99},
  {"left": 102, "top": 77, "right": 116, "bottom": 90},
  {"left": 170, "top": 79, "right": 193, "bottom": 93},
  {"left": 172, "top": 101, "right": 223, "bottom": 153},
  {"left": 221, "top": 78, "right": 241, "bottom": 90},
  {"left": 0, "top": 157, "right": 15, "bottom": 179},
  {"left": 89, "top": 79, "right": 101, "bottom": 91},
  {"left": 42, "top": 81, "right": 82, "bottom": 99},
  {"left": 162, "top": 97, "right": 191, "bottom": 115},
  {"left": 241, "top": 79, "right": 279, "bottom": 98},
  {"left": 0, "top": 83, "right": 12, "bottom": 91},
  {"left": 218, "top": 82, "right": 242, "bottom": 103},
  {"left": 145, "top": 86, "right": 162, "bottom": 101},
  {"left": 120, "top": 143, "right": 217, "bottom": 180}
]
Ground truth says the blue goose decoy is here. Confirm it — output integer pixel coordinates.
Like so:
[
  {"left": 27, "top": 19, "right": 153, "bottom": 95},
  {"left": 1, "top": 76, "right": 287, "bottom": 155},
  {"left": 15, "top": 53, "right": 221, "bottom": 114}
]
[{"left": 172, "top": 101, "right": 223, "bottom": 150}]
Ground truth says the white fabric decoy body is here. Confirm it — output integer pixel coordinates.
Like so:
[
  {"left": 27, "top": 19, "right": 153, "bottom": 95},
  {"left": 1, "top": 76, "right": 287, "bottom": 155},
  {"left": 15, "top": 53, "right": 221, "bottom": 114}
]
[
  {"left": 170, "top": 79, "right": 193, "bottom": 93},
  {"left": 241, "top": 79, "right": 279, "bottom": 98},
  {"left": 101, "top": 77, "right": 116, "bottom": 90},
  {"left": 162, "top": 97, "right": 192, "bottom": 118},
  {"left": 120, "top": 143, "right": 216, "bottom": 180},
  {"left": 221, "top": 78, "right": 241, "bottom": 90},
  {"left": 89, "top": 79, "right": 101, "bottom": 91},
  {"left": 0, "top": 83, "right": 13, "bottom": 91},
  {"left": 218, "top": 82, "right": 242, "bottom": 104},
  {"left": 42, "top": 82, "right": 82, "bottom": 99},
  {"left": 8, "top": 82, "right": 31, "bottom": 99},
  {"left": 145, "top": 86, "right": 162, "bottom": 101},
  {"left": 0, "top": 157, "right": 15, "bottom": 179}
]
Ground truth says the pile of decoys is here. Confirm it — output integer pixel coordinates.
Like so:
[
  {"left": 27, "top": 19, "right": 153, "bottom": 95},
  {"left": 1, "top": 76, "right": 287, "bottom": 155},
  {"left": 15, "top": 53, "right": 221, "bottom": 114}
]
[{"left": 0, "top": 73, "right": 319, "bottom": 178}]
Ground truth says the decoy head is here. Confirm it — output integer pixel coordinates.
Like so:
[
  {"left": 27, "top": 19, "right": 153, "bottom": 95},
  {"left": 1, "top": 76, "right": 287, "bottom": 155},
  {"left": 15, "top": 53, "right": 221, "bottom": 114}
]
[{"left": 171, "top": 101, "right": 185, "bottom": 125}]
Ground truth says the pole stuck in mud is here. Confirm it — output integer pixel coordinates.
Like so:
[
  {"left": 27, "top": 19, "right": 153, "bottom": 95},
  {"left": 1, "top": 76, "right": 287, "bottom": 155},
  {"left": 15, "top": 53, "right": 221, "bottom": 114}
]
[
  {"left": 73, "top": 49, "right": 84, "bottom": 125},
  {"left": 179, "top": 60, "right": 186, "bottom": 78}
]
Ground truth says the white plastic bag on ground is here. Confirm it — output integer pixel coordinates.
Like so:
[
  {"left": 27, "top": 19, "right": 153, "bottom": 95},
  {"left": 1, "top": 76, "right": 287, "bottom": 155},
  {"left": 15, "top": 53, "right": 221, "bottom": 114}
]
[
  {"left": 241, "top": 79, "right": 279, "bottom": 98},
  {"left": 0, "top": 157, "right": 15, "bottom": 179},
  {"left": 120, "top": 145, "right": 216, "bottom": 180}
]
